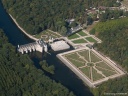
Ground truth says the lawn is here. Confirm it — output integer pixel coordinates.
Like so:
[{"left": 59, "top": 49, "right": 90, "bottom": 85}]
[
  {"left": 61, "top": 48, "right": 121, "bottom": 84},
  {"left": 90, "top": 51, "right": 102, "bottom": 62},
  {"left": 72, "top": 39, "right": 87, "bottom": 44},
  {"left": 96, "top": 62, "right": 114, "bottom": 70},
  {"left": 92, "top": 68, "right": 104, "bottom": 81},
  {"left": 77, "top": 31, "right": 87, "bottom": 36},
  {"left": 86, "top": 37, "right": 97, "bottom": 43},
  {"left": 95, "top": 66, "right": 117, "bottom": 77},
  {"left": 47, "top": 30, "right": 61, "bottom": 37},
  {"left": 67, "top": 57, "right": 85, "bottom": 68},
  {"left": 68, "top": 34, "right": 79, "bottom": 39},
  {"left": 78, "top": 50, "right": 90, "bottom": 62},
  {"left": 65, "top": 53, "right": 86, "bottom": 63},
  {"left": 34, "top": 30, "right": 61, "bottom": 39},
  {"left": 87, "top": 63, "right": 94, "bottom": 67},
  {"left": 80, "top": 67, "right": 91, "bottom": 79}
]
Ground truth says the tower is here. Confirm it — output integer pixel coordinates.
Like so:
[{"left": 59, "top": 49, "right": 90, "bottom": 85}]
[{"left": 43, "top": 44, "right": 48, "bottom": 52}]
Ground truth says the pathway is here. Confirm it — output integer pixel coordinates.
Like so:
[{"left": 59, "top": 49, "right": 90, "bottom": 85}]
[{"left": 9, "top": 14, "right": 38, "bottom": 41}]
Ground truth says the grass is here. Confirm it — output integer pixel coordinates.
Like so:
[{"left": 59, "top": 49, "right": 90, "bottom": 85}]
[
  {"left": 96, "top": 66, "right": 117, "bottom": 77},
  {"left": 86, "top": 21, "right": 98, "bottom": 32},
  {"left": 78, "top": 50, "right": 90, "bottom": 62},
  {"left": 80, "top": 67, "right": 91, "bottom": 79},
  {"left": 65, "top": 53, "right": 86, "bottom": 63},
  {"left": 47, "top": 30, "right": 61, "bottom": 37},
  {"left": 92, "top": 68, "right": 104, "bottom": 81},
  {"left": 90, "top": 51, "right": 102, "bottom": 62},
  {"left": 86, "top": 37, "right": 97, "bottom": 43},
  {"left": 34, "top": 30, "right": 61, "bottom": 39},
  {"left": 77, "top": 31, "right": 87, "bottom": 36},
  {"left": 72, "top": 39, "right": 87, "bottom": 44},
  {"left": 63, "top": 49, "right": 119, "bottom": 82},
  {"left": 67, "top": 58, "right": 85, "bottom": 67},
  {"left": 68, "top": 34, "right": 79, "bottom": 39},
  {"left": 96, "top": 62, "right": 114, "bottom": 70},
  {"left": 87, "top": 63, "right": 94, "bottom": 67}
]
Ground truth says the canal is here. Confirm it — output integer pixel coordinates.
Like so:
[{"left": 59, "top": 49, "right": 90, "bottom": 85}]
[{"left": 0, "top": 2, "right": 93, "bottom": 96}]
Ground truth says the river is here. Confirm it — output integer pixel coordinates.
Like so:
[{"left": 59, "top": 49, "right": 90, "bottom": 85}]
[{"left": 0, "top": 2, "right": 93, "bottom": 96}]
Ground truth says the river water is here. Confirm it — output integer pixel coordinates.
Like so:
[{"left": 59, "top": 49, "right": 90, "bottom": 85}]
[{"left": 0, "top": 2, "right": 93, "bottom": 96}]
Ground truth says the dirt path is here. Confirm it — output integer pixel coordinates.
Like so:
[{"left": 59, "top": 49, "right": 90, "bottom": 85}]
[
  {"left": 9, "top": 14, "right": 38, "bottom": 41},
  {"left": 86, "top": 21, "right": 98, "bottom": 32}
]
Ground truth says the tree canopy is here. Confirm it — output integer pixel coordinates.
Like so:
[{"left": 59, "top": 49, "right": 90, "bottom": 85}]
[
  {"left": 0, "top": 29, "right": 75, "bottom": 96},
  {"left": 90, "top": 18, "right": 128, "bottom": 96},
  {"left": 91, "top": 17, "right": 128, "bottom": 71},
  {"left": 2, "top": 0, "right": 118, "bottom": 35}
]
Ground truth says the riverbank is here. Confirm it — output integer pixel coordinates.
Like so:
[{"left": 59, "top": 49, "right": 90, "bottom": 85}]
[
  {"left": 0, "top": 2, "right": 94, "bottom": 96},
  {"left": 9, "top": 14, "right": 38, "bottom": 41}
]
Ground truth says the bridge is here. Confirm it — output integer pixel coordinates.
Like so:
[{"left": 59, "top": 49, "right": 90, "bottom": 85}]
[{"left": 17, "top": 39, "right": 47, "bottom": 54}]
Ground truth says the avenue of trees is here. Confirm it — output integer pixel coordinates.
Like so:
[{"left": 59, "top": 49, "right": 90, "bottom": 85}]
[
  {"left": 2, "top": 0, "right": 118, "bottom": 35},
  {"left": 0, "top": 29, "right": 75, "bottom": 96},
  {"left": 90, "top": 18, "right": 128, "bottom": 95}
]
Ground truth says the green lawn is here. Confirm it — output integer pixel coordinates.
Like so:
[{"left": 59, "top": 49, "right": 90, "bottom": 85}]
[
  {"left": 65, "top": 53, "right": 86, "bottom": 63},
  {"left": 96, "top": 62, "right": 114, "bottom": 70},
  {"left": 92, "top": 68, "right": 104, "bottom": 81},
  {"left": 87, "top": 63, "right": 94, "bottom": 67},
  {"left": 86, "top": 37, "right": 97, "bottom": 43},
  {"left": 77, "top": 31, "right": 87, "bottom": 36},
  {"left": 47, "top": 30, "right": 61, "bottom": 37},
  {"left": 80, "top": 67, "right": 91, "bottom": 79},
  {"left": 63, "top": 49, "right": 119, "bottom": 82},
  {"left": 72, "top": 39, "right": 87, "bottom": 44},
  {"left": 78, "top": 50, "right": 90, "bottom": 62},
  {"left": 96, "top": 66, "right": 117, "bottom": 77},
  {"left": 90, "top": 52, "right": 102, "bottom": 62},
  {"left": 68, "top": 34, "right": 79, "bottom": 39},
  {"left": 67, "top": 58, "right": 85, "bottom": 67},
  {"left": 65, "top": 53, "right": 77, "bottom": 58},
  {"left": 34, "top": 30, "right": 61, "bottom": 39}
]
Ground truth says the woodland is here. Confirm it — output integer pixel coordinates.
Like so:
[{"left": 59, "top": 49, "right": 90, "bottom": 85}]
[
  {"left": 0, "top": 29, "right": 75, "bottom": 96},
  {"left": 90, "top": 17, "right": 128, "bottom": 96},
  {"left": 2, "top": 0, "right": 118, "bottom": 35}
]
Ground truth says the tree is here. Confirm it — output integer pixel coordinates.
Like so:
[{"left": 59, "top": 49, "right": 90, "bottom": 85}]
[
  {"left": 39, "top": 60, "right": 55, "bottom": 74},
  {"left": 2, "top": 0, "right": 119, "bottom": 35},
  {"left": 0, "top": 29, "right": 75, "bottom": 96},
  {"left": 87, "top": 16, "right": 93, "bottom": 25},
  {"left": 60, "top": 26, "right": 67, "bottom": 35}
]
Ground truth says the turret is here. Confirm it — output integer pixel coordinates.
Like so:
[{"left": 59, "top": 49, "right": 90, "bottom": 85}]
[
  {"left": 43, "top": 44, "right": 48, "bottom": 52},
  {"left": 48, "top": 36, "right": 54, "bottom": 43}
]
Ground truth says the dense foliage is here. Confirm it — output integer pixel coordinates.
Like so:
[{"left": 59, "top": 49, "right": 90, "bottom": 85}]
[
  {"left": 39, "top": 60, "right": 55, "bottom": 74},
  {"left": 2, "top": 0, "right": 118, "bottom": 35},
  {"left": 91, "top": 17, "right": 128, "bottom": 71},
  {"left": 92, "top": 75, "right": 128, "bottom": 96},
  {"left": 0, "top": 29, "right": 75, "bottom": 96},
  {"left": 90, "top": 18, "right": 128, "bottom": 95},
  {"left": 99, "top": 9, "right": 128, "bottom": 22}
]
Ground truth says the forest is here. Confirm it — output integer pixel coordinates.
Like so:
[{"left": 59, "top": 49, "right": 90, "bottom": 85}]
[
  {"left": 1, "top": 0, "right": 128, "bottom": 96},
  {"left": 90, "top": 17, "right": 128, "bottom": 96},
  {"left": 0, "top": 29, "right": 75, "bottom": 96},
  {"left": 92, "top": 75, "right": 128, "bottom": 96},
  {"left": 2, "top": 0, "right": 118, "bottom": 35},
  {"left": 99, "top": 9, "right": 128, "bottom": 22}
]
